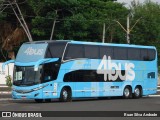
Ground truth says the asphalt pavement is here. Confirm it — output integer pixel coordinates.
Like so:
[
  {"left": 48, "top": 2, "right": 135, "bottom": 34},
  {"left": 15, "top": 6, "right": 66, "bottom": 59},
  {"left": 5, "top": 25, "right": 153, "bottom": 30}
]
[
  {"left": 0, "top": 89, "right": 160, "bottom": 119},
  {"left": 0, "top": 86, "right": 160, "bottom": 99}
]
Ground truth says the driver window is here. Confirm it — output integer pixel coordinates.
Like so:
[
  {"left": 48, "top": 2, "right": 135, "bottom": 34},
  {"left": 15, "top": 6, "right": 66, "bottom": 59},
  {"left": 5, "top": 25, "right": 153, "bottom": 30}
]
[
  {"left": 42, "top": 62, "right": 59, "bottom": 82},
  {"left": 43, "top": 63, "right": 53, "bottom": 81}
]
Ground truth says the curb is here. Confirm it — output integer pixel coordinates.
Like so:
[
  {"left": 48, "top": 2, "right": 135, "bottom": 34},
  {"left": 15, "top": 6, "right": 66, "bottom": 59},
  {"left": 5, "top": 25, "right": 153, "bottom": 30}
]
[
  {"left": 0, "top": 98, "right": 13, "bottom": 101},
  {"left": 148, "top": 95, "right": 160, "bottom": 97},
  {"left": 0, "top": 91, "right": 11, "bottom": 94}
]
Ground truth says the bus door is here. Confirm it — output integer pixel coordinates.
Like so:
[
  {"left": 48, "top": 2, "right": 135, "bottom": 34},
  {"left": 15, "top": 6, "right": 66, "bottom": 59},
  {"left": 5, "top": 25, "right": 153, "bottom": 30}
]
[{"left": 42, "top": 62, "right": 57, "bottom": 98}]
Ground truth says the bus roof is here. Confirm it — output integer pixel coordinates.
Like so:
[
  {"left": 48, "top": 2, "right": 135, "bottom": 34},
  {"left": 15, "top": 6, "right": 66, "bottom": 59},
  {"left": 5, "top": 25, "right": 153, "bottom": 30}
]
[
  {"left": 24, "top": 40, "right": 156, "bottom": 49},
  {"left": 68, "top": 40, "right": 156, "bottom": 49}
]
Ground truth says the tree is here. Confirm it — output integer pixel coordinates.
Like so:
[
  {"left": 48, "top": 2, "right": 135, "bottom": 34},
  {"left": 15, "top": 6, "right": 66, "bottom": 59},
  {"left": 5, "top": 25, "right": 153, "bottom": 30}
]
[
  {"left": 0, "top": 0, "right": 32, "bottom": 60},
  {"left": 130, "top": 0, "right": 160, "bottom": 64},
  {"left": 0, "top": 0, "right": 130, "bottom": 61},
  {"left": 28, "top": 0, "right": 128, "bottom": 43}
]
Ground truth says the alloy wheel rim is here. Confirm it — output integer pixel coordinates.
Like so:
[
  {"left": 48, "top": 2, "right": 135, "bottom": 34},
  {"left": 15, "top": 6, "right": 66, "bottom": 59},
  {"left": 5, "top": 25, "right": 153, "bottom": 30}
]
[
  {"left": 124, "top": 88, "right": 130, "bottom": 97},
  {"left": 135, "top": 88, "right": 140, "bottom": 96},
  {"left": 63, "top": 90, "right": 68, "bottom": 100}
]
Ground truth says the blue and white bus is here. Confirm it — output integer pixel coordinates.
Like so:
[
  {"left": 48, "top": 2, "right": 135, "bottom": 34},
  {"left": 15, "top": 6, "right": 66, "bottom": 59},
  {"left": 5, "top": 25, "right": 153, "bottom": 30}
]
[{"left": 3, "top": 40, "right": 158, "bottom": 102}]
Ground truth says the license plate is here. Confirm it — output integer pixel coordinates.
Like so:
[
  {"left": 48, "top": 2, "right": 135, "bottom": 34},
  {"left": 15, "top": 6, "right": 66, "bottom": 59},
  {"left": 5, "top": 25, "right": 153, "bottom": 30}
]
[{"left": 21, "top": 96, "right": 26, "bottom": 99}]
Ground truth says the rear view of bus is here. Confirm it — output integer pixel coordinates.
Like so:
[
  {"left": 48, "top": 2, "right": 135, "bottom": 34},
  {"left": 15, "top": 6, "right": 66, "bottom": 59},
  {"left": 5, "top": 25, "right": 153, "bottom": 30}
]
[{"left": 3, "top": 40, "right": 158, "bottom": 102}]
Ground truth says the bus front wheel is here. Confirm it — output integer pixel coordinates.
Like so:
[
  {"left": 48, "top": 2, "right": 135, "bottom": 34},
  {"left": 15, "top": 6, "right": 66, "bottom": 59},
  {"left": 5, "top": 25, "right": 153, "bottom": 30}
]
[
  {"left": 123, "top": 86, "right": 132, "bottom": 99},
  {"left": 59, "top": 87, "right": 72, "bottom": 102}
]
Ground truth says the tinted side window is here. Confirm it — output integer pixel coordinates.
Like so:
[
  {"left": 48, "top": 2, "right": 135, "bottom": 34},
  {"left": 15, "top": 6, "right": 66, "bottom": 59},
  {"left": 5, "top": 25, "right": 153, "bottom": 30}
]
[
  {"left": 148, "top": 49, "right": 156, "bottom": 61},
  {"left": 84, "top": 45, "right": 99, "bottom": 59},
  {"left": 100, "top": 46, "right": 113, "bottom": 59},
  {"left": 45, "top": 48, "right": 52, "bottom": 58},
  {"left": 46, "top": 43, "right": 66, "bottom": 58},
  {"left": 63, "top": 70, "right": 124, "bottom": 82},
  {"left": 140, "top": 49, "right": 149, "bottom": 61},
  {"left": 64, "top": 70, "right": 101, "bottom": 82},
  {"left": 64, "top": 44, "right": 84, "bottom": 60},
  {"left": 42, "top": 62, "right": 60, "bottom": 82},
  {"left": 128, "top": 48, "right": 140, "bottom": 60},
  {"left": 114, "top": 47, "right": 127, "bottom": 60}
]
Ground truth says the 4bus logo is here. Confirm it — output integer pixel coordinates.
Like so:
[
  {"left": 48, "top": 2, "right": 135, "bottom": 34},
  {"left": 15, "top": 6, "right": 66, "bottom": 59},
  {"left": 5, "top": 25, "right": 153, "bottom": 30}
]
[
  {"left": 24, "top": 47, "right": 44, "bottom": 56},
  {"left": 97, "top": 55, "right": 135, "bottom": 81}
]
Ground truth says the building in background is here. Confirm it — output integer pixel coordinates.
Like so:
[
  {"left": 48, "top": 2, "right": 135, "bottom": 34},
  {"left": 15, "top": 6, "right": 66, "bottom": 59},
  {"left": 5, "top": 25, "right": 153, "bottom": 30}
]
[{"left": 0, "top": 63, "right": 14, "bottom": 86}]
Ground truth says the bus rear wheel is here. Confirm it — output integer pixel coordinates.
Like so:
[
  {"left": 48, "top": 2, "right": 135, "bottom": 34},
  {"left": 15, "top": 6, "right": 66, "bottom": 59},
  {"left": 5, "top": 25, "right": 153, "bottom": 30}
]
[
  {"left": 123, "top": 86, "right": 132, "bottom": 99},
  {"left": 59, "top": 87, "right": 72, "bottom": 102},
  {"left": 133, "top": 87, "right": 142, "bottom": 99}
]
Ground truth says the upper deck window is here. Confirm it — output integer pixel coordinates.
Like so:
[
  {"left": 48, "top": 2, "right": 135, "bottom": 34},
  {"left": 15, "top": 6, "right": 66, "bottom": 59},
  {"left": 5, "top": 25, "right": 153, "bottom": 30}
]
[
  {"left": 64, "top": 44, "right": 100, "bottom": 60},
  {"left": 64, "top": 44, "right": 84, "bottom": 60},
  {"left": 100, "top": 46, "right": 113, "bottom": 59},
  {"left": 114, "top": 47, "right": 127, "bottom": 60},
  {"left": 45, "top": 42, "right": 67, "bottom": 58},
  {"left": 84, "top": 45, "right": 99, "bottom": 59},
  {"left": 148, "top": 49, "right": 156, "bottom": 61},
  {"left": 63, "top": 43, "right": 156, "bottom": 61}
]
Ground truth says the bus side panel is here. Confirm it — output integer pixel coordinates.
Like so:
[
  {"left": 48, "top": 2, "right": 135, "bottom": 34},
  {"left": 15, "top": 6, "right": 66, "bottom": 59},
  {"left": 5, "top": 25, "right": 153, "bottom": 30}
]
[
  {"left": 42, "top": 81, "right": 61, "bottom": 99},
  {"left": 141, "top": 60, "right": 157, "bottom": 96},
  {"left": 74, "top": 82, "right": 86, "bottom": 97},
  {"left": 143, "top": 70, "right": 157, "bottom": 95},
  {"left": 98, "top": 82, "right": 123, "bottom": 97}
]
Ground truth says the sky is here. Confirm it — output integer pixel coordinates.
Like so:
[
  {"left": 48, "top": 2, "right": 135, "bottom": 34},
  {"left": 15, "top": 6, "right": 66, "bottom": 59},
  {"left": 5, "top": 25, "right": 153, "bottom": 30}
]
[{"left": 117, "top": 0, "right": 160, "bottom": 7}]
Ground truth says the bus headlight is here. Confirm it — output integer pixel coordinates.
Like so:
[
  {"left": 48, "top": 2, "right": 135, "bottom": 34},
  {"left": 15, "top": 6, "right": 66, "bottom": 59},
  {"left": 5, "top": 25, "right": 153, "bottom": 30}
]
[
  {"left": 33, "top": 86, "right": 43, "bottom": 91},
  {"left": 32, "top": 84, "right": 48, "bottom": 91}
]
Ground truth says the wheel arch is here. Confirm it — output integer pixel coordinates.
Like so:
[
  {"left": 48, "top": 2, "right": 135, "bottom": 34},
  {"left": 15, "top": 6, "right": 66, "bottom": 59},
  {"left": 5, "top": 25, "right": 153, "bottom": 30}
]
[
  {"left": 124, "top": 85, "right": 132, "bottom": 92},
  {"left": 59, "top": 85, "right": 72, "bottom": 102},
  {"left": 59, "top": 85, "right": 72, "bottom": 97}
]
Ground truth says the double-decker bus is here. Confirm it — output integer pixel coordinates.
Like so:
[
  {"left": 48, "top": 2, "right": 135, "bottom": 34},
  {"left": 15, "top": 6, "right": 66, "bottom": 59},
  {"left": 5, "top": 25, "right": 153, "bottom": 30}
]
[{"left": 3, "top": 40, "right": 158, "bottom": 102}]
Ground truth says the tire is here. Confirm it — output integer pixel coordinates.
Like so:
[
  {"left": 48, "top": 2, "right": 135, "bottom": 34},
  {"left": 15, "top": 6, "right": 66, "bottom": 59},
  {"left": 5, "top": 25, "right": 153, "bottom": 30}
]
[
  {"left": 59, "top": 87, "right": 72, "bottom": 102},
  {"left": 123, "top": 86, "right": 132, "bottom": 99},
  {"left": 35, "top": 99, "right": 43, "bottom": 103},
  {"left": 133, "top": 87, "right": 142, "bottom": 99}
]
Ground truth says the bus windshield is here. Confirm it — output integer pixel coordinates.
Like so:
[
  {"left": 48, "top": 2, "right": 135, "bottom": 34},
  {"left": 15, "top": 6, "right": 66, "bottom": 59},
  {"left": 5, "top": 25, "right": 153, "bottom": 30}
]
[{"left": 13, "top": 66, "right": 42, "bottom": 86}]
